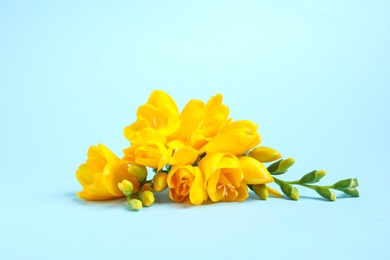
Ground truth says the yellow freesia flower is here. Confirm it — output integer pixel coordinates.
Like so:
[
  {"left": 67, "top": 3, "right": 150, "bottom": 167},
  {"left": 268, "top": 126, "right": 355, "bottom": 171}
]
[
  {"left": 124, "top": 90, "right": 180, "bottom": 142},
  {"left": 167, "top": 165, "right": 207, "bottom": 205},
  {"left": 179, "top": 94, "right": 230, "bottom": 151},
  {"left": 238, "top": 156, "right": 273, "bottom": 185},
  {"left": 76, "top": 144, "right": 140, "bottom": 200},
  {"left": 199, "top": 153, "right": 248, "bottom": 202},
  {"left": 122, "top": 128, "right": 170, "bottom": 170},
  {"left": 203, "top": 120, "right": 260, "bottom": 155}
]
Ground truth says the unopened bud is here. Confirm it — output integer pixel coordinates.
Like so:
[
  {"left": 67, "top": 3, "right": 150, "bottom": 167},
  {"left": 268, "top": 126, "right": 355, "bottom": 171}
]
[
  {"left": 267, "top": 158, "right": 295, "bottom": 175},
  {"left": 128, "top": 164, "right": 148, "bottom": 182},
  {"left": 267, "top": 159, "right": 282, "bottom": 173},
  {"left": 141, "top": 191, "right": 155, "bottom": 207},
  {"left": 118, "top": 180, "right": 134, "bottom": 197},
  {"left": 127, "top": 198, "right": 142, "bottom": 210},
  {"left": 253, "top": 184, "right": 268, "bottom": 200},
  {"left": 342, "top": 188, "right": 360, "bottom": 197},
  {"left": 299, "top": 170, "right": 326, "bottom": 184},
  {"left": 279, "top": 181, "right": 299, "bottom": 200},
  {"left": 248, "top": 146, "right": 282, "bottom": 163},
  {"left": 141, "top": 183, "right": 153, "bottom": 192},
  {"left": 315, "top": 187, "right": 336, "bottom": 201},
  {"left": 333, "top": 178, "right": 359, "bottom": 190},
  {"left": 153, "top": 172, "right": 168, "bottom": 192},
  {"left": 278, "top": 158, "right": 295, "bottom": 173}
]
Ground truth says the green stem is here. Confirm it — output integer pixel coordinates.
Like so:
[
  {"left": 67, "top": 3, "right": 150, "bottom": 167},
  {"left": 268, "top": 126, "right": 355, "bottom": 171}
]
[{"left": 275, "top": 177, "right": 333, "bottom": 190}]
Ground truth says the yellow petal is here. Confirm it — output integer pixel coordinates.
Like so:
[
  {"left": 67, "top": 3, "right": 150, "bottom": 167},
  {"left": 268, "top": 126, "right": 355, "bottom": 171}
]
[
  {"left": 75, "top": 164, "right": 95, "bottom": 187},
  {"left": 207, "top": 171, "right": 223, "bottom": 202},
  {"left": 239, "top": 156, "right": 273, "bottom": 185},
  {"left": 98, "top": 143, "right": 120, "bottom": 164},
  {"left": 268, "top": 186, "right": 283, "bottom": 198},
  {"left": 189, "top": 166, "right": 207, "bottom": 205},
  {"left": 205, "top": 132, "right": 260, "bottom": 155},
  {"left": 179, "top": 99, "right": 205, "bottom": 138},
  {"left": 235, "top": 182, "right": 249, "bottom": 202},
  {"left": 76, "top": 191, "right": 117, "bottom": 200},
  {"left": 169, "top": 146, "right": 199, "bottom": 166},
  {"left": 198, "top": 152, "right": 225, "bottom": 180}
]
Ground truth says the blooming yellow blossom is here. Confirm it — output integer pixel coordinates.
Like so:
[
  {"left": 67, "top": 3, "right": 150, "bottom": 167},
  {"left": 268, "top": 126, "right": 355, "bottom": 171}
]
[
  {"left": 167, "top": 165, "right": 207, "bottom": 205},
  {"left": 124, "top": 90, "right": 180, "bottom": 142},
  {"left": 122, "top": 128, "right": 170, "bottom": 170},
  {"left": 199, "top": 153, "right": 248, "bottom": 202},
  {"left": 179, "top": 94, "right": 230, "bottom": 151},
  {"left": 76, "top": 144, "right": 140, "bottom": 200}
]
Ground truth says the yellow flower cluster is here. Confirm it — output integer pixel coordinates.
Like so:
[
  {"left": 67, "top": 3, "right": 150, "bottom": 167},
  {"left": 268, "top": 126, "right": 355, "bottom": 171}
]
[
  {"left": 76, "top": 90, "right": 359, "bottom": 207},
  {"left": 75, "top": 90, "right": 282, "bottom": 207}
]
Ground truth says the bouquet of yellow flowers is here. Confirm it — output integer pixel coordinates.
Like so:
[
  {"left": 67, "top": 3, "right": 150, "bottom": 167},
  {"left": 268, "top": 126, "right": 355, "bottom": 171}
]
[{"left": 75, "top": 90, "right": 359, "bottom": 210}]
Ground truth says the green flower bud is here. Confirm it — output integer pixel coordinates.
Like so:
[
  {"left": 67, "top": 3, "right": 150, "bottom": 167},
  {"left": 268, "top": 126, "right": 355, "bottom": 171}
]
[
  {"left": 118, "top": 180, "right": 134, "bottom": 197},
  {"left": 267, "top": 158, "right": 295, "bottom": 175},
  {"left": 299, "top": 170, "right": 326, "bottom": 184},
  {"left": 342, "top": 188, "right": 360, "bottom": 197},
  {"left": 253, "top": 184, "right": 268, "bottom": 200},
  {"left": 279, "top": 181, "right": 299, "bottom": 200},
  {"left": 267, "top": 159, "right": 282, "bottom": 173},
  {"left": 127, "top": 198, "right": 142, "bottom": 210},
  {"left": 315, "top": 187, "right": 336, "bottom": 201},
  {"left": 278, "top": 158, "right": 295, "bottom": 172},
  {"left": 128, "top": 164, "right": 148, "bottom": 182},
  {"left": 333, "top": 178, "right": 359, "bottom": 190}
]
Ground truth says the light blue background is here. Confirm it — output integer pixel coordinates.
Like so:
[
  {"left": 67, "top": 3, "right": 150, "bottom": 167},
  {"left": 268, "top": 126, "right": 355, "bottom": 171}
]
[{"left": 1, "top": 1, "right": 389, "bottom": 259}]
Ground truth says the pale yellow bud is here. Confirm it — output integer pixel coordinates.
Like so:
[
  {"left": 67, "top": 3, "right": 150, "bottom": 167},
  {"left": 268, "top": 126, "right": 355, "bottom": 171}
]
[
  {"left": 118, "top": 180, "right": 134, "bottom": 197},
  {"left": 153, "top": 172, "right": 168, "bottom": 192},
  {"left": 128, "top": 164, "right": 148, "bottom": 182},
  {"left": 248, "top": 146, "right": 282, "bottom": 163},
  {"left": 128, "top": 198, "right": 142, "bottom": 210},
  {"left": 141, "top": 191, "right": 155, "bottom": 207}
]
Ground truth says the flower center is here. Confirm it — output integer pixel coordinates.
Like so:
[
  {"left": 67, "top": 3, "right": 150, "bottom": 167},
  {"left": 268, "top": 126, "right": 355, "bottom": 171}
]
[{"left": 217, "top": 183, "right": 235, "bottom": 196}]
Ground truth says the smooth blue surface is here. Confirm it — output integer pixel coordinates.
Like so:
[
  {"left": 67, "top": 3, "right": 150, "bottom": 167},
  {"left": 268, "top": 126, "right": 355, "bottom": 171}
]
[{"left": 1, "top": 1, "right": 389, "bottom": 259}]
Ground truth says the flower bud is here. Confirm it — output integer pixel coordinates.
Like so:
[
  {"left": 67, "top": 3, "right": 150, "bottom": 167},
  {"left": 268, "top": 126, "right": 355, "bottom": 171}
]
[
  {"left": 315, "top": 187, "right": 336, "bottom": 201},
  {"left": 278, "top": 158, "right": 295, "bottom": 173},
  {"left": 267, "top": 159, "right": 282, "bottom": 173},
  {"left": 153, "top": 172, "right": 168, "bottom": 192},
  {"left": 248, "top": 146, "right": 282, "bottom": 163},
  {"left": 299, "top": 170, "right": 326, "bottom": 184},
  {"left": 141, "top": 183, "right": 153, "bottom": 192},
  {"left": 128, "top": 164, "right": 148, "bottom": 182},
  {"left": 253, "top": 184, "right": 268, "bottom": 200},
  {"left": 127, "top": 198, "right": 142, "bottom": 210},
  {"left": 342, "top": 188, "right": 360, "bottom": 197},
  {"left": 118, "top": 180, "right": 134, "bottom": 197},
  {"left": 333, "top": 178, "right": 359, "bottom": 190},
  {"left": 267, "top": 158, "right": 295, "bottom": 175},
  {"left": 141, "top": 191, "right": 155, "bottom": 207},
  {"left": 279, "top": 181, "right": 299, "bottom": 200}
]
